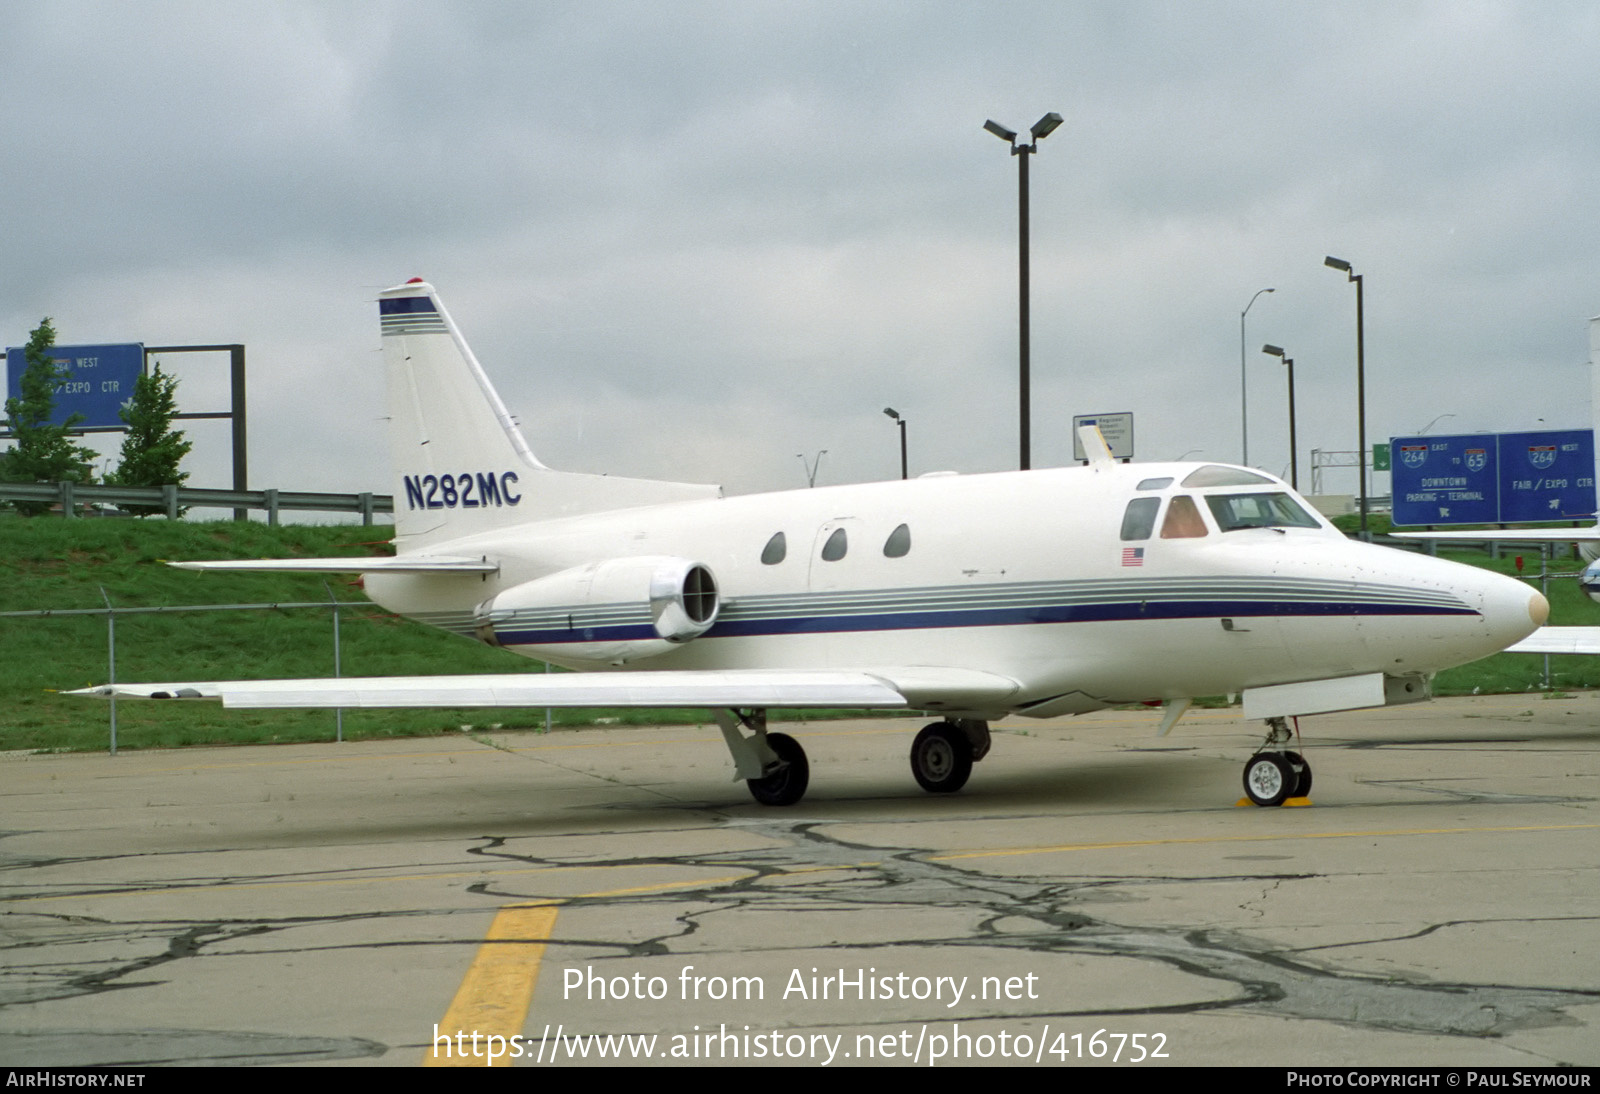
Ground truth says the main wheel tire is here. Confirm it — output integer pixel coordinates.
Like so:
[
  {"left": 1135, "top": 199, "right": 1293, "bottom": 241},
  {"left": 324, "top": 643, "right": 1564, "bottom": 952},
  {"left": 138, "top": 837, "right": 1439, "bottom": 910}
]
[
  {"left": 1243, "top": 751, "right": 1294, "bottom": 806},
  {"left": 1280, "top": 750, "right": 1313, "bottom": 798},
  {"left": 911, "top": 722, "right": 974, "bottom": 794},
  {"left": 746, "top": 732, "right": 809, "bottom": 806}
]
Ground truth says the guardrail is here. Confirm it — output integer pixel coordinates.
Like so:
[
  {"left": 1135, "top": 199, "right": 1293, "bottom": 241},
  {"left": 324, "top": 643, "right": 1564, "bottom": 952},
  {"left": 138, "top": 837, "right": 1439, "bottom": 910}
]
[
  {"left": 0, "top": 481, "right": 392, "bottom": 524},
  {"left": 1372, "top": 532, "right": 1583, "bottom": 561}
]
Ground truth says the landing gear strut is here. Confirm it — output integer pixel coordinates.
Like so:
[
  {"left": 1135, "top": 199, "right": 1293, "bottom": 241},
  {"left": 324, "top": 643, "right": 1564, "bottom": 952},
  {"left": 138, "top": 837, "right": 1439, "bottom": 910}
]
[
  {"left": 715, "top": 709, "right": 810, "bottom": 806},
  {"left": 910, "top": 719, "right": 989, "bottom": 794},
  {"left": 1242, "top": 716, "right": 1312, "bottom": 806}
]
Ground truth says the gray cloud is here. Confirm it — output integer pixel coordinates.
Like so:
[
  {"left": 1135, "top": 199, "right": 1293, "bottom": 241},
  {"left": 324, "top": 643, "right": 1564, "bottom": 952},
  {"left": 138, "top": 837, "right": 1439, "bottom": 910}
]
[{"left": 4, "top": 1, "right": 1598, "bottom": 500}]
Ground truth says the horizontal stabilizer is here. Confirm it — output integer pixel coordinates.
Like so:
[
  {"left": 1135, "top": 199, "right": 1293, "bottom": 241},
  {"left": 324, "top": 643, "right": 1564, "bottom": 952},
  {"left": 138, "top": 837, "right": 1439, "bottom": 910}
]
[
  {"left": 169, "top": 557, "right": 498, "bottom": 575},
  {"left": 70, "top": 670, "right": 912, "bottom": 710},
  {"left": 1504, "top": 626, "right": 1600, "bottom": 655}
]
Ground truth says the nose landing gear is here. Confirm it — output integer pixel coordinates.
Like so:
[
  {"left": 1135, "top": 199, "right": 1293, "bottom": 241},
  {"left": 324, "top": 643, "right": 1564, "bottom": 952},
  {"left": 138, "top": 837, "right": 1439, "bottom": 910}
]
[{"left": 1242, "top": 717, "right": 1312, "bottom": 806}]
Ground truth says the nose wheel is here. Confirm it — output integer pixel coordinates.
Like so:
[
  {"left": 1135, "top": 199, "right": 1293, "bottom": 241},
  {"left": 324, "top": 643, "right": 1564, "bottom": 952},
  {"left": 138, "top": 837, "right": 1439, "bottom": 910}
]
[{"left": 1242, "top": 719, "right": 1312, "bottom": 806}]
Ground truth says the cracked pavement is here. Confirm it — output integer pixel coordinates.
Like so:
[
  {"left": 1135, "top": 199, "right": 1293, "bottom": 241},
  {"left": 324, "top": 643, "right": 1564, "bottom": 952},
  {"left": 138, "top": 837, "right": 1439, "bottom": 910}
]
[{"left": 1, "top": 694, "right": 1596, "bottom": 1066}]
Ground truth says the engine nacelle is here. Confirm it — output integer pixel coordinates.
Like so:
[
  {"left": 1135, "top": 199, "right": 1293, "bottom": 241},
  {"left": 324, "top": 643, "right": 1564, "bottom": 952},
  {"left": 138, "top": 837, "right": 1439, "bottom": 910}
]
[
  {"left": 475, "top": 555, "right": 720, "bottom": 665},
  {"left": 1582, "top": 558, "right": 1600, "bottom": 604}
]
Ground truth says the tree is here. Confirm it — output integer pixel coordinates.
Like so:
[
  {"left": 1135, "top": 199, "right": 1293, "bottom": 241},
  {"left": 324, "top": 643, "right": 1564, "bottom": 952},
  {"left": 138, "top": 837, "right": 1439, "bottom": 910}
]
[
  {"left": 1, "top": 318, "right": 97, "bottom": 514},
  {"left": 105, "top": 361, "right": 192, "bottom": 516}
]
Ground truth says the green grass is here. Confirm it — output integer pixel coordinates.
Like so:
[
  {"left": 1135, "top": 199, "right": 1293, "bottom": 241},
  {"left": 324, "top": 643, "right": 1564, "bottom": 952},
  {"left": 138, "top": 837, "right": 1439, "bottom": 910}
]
[
  {"left": 0, "top": 515, "right": 736, "bottom": 752},
  {"left": 2, "top": 514, "right": 1592, "bottom": 753},
  {"left": 1429, "top": 545, "right": 1600, "bottom": 695}
]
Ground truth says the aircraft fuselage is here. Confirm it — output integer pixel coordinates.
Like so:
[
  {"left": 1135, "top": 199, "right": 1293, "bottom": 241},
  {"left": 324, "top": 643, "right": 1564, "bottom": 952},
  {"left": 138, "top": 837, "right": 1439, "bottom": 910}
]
[{"left": 365, "top": 459, "right": 1541, "bottom": 719}]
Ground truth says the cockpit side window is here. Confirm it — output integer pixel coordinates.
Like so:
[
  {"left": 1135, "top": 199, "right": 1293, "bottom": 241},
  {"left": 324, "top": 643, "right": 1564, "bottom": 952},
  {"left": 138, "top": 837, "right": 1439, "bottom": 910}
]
[
  {"left": 1160, "top": 494, "right": 1208, "bottom": 539},
  {"left": 1120, "top": 497, "right": 1160, "bottom": 541},
  {"left": 1205, "top": 492, "right": 1322, "bottom": 532}
]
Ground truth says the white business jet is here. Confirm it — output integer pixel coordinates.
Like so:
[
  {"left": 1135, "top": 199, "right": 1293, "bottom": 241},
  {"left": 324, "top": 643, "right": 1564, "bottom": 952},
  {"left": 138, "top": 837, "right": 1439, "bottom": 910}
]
[{"left": 74, "top": 280, "right": 1547, "bottom": 807}]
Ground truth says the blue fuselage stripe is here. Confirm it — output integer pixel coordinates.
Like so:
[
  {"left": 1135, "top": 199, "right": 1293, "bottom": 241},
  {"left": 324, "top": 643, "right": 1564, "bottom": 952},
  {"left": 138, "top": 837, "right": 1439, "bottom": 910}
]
[{"left": 492, "top": 599, "right": 1478, "bottom": 646}]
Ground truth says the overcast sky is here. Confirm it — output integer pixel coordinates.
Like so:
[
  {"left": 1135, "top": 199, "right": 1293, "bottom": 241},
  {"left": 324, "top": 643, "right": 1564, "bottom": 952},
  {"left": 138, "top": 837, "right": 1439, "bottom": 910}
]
[{"left": 4, "top": 1, "right": 1599, "bottom": 506}]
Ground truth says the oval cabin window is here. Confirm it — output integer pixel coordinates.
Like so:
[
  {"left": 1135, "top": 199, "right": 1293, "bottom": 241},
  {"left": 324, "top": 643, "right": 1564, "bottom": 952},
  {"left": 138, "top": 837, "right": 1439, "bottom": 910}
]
[{"left": 883, "top": 523, "right": 911, "bottom": 558}]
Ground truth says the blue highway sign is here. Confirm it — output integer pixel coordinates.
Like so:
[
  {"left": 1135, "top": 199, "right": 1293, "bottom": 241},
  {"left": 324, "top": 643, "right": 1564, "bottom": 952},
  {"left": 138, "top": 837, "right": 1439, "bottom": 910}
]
[
  {"left": 1391, "top": 429, "right": 1595, "bottom": 526},
  {"left": 4, "top": 343, "right": 144, "bottom": 429}
]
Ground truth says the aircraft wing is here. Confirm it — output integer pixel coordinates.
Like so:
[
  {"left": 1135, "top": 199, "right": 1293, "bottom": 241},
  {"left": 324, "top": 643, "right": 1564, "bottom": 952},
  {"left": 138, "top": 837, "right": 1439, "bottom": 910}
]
[
  {"left": 71, "top": 671, "right": 908, "bottom": 708},
  {"left": 69, "top": 667, "right": 1023, "bottom": 713},
  {"left": 1503, "top": 627, "right": 1600, "bottom": 655},
  {"left": 168, "top": 557, "right": 497, "bottom": 574}
]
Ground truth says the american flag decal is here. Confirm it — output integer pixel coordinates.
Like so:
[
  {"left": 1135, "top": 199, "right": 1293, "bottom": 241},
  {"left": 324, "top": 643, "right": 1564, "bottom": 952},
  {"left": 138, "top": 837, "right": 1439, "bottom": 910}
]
[{"left": 1122, "top": 547, "right": 1144, "bottom": 567}]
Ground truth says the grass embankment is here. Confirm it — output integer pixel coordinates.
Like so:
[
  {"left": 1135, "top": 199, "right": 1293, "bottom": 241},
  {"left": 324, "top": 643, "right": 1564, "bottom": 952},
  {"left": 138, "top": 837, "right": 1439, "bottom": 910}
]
[
  {"left": 0, "top": 516, "right": 723, "bottom": 753},
  {"left": 2, "top": 515, "right": 1593, "bottom": 754},
  {"left": 1427, "top": 549, "right": 1600, "bottom": 696}
]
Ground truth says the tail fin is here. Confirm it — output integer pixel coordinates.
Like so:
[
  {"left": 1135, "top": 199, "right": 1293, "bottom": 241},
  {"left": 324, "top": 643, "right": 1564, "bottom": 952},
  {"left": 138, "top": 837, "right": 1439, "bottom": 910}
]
[{"left": 379, "top": 279, "right": 719, "bottom": 550}]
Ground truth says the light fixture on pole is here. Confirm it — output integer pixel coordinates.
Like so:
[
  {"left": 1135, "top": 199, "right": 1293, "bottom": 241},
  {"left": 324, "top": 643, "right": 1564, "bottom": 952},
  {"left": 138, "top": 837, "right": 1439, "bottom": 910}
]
[
  {"left": 1261, "top": 344, "right": 1298, "bottom": 490},
  {"left": 796, "top": 450, "right": 827, "bottom": 488},
  {"left": 985, "top": 111, "right": 1063, "bottom": 472},
  {"left": 882, "top": 407, "right": 908, "bottom": 480},
  {"left": 1325, "top": 255, "right": 1368, "bottom": 536},
  {"left": 1240, "top": 287, "right": 1275, "bottom": 465}
]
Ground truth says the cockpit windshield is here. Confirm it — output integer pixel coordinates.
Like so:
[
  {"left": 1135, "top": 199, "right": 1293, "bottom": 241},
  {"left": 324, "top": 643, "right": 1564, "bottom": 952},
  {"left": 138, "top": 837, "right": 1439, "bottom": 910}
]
[
  {"left": 1181, "top": 465, "right": 1275, "bottom": 488},
  {"left": 1205, "top": 492, "right": 1322, "bottom": 532}
]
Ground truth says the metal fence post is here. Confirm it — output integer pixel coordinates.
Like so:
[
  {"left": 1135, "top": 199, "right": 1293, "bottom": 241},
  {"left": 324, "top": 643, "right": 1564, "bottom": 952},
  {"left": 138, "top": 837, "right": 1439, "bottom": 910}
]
[
  {"left": 1540, "top": 545, "right": 1551, "bottom": 691},
  {"left": 324, "top": 581, "right": 343, "bottom": 743},
  {"left": 100, "top": 587, "right": 117, "bottom": 755}
]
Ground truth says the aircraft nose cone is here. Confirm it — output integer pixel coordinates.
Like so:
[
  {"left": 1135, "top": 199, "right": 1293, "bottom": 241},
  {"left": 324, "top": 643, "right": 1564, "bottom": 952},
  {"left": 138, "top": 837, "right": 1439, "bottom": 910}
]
[
  {"left": 1530, "top": 589, "right": 1550, "bottom": 628},
  {"left": 1481, "top": 573, "right": 1547, "bottom": 652}
]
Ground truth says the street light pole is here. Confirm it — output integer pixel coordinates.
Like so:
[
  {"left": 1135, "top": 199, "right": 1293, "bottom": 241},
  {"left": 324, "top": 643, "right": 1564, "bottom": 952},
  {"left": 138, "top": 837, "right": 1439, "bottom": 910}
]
[
  {"left": 1261, "top": 344, "right": 1298, "bottom": 490},
  {"left": 985, "top": 112, "right": 1062, "bottom": 471},
  {"left": 1325, "top": 256, "right": 1367, "bottom": 536},
  {"left": 883, "top": 407, "right": 908, "bottom": 480},
  {"left": 1240, "top": 287, "right": 1275, "bottom": 465},
  {"left": 797, "top": 450, "right": 827, "bottom": 488}
]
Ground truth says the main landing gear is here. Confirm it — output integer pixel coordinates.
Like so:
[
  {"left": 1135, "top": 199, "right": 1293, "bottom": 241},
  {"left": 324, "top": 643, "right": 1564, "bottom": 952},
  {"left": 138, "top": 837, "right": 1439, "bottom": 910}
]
[
  {"left": 910, "top": 719, "right": 990, "bottom": 794},
  {"left": 1242, "top": 716, "right": 1312, "bottom": 806},
  {"left": 716, "top": 709, "right": 810, "bottom": 806},
  {"left": 716, "top": 711, "right": 993, "bottom": 805}
]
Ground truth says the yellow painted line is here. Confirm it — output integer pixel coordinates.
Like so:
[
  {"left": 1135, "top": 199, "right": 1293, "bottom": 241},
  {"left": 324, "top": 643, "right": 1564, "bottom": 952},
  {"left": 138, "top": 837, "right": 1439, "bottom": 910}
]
[
  {"left": 575, "top": 874, "right": 747, "bottom": 899},
  {"left": 426, "top": 902, "right": 560, "bottom": 1068},
  {"left": 424, "top": 872, "right": 750, "bottom": 1067},
  {"left": 930, "top": 822, "right": 1600, "bottom": 862},
  {"left": 4, "top": 863, "right": 752, "bottom": 906}
]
